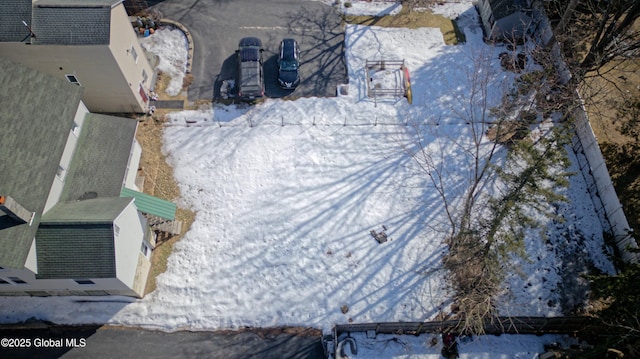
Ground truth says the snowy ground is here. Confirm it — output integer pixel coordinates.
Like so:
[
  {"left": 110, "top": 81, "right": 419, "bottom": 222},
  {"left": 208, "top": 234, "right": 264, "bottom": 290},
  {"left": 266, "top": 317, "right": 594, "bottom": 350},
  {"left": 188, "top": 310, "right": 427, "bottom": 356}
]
[
  {"left": 348, "top": 332, "right": 581, "bottom": 359},
  {"left": 139, "top": 27, "right": 188, "bottom": 96},
  {"left": 0, "top": 0, "right": 615, "bottom": 357},
  {"left": 319, "top": 0, "right": 403, "bottom": 16}
]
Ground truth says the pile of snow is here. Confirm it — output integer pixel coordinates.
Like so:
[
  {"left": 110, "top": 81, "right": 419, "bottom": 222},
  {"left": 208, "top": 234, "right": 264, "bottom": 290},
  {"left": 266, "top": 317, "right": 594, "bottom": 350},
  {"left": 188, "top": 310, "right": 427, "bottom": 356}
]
[{"left": 139, "top": 27, "right": 188, "bottom": 96}]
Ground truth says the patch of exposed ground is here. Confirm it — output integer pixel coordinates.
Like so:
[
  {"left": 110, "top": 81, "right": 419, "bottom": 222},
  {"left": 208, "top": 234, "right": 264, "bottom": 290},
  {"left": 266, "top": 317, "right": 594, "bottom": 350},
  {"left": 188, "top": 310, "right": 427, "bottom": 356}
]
[
  {"left": 582, "top": 58, "right": 640, "bottom": 234},
  {"left": 344, "top": 7, "right": 465, "bottom": 45},
  {"left": 136, "top": 109, "right": 196, "bottom": 295},
  {"left": 153, "top": 71, "right": 192, "bottom": 101}
]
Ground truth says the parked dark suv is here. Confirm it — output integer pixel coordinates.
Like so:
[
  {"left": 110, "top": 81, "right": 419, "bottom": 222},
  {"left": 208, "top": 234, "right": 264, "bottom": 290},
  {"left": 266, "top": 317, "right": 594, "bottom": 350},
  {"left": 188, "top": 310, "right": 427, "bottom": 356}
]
[
  {"left": 236, "top": 37, "right": 264, "bottom": 99},
  {"left": 277, "top": 38, "right": 300, "bottom": 90}
]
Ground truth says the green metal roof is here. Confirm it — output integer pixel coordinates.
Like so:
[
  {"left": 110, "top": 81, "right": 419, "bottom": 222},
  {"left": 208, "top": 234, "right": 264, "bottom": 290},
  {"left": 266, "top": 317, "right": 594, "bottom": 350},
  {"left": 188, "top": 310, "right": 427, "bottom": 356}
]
[{"left": 120, "top": 188, "right": 177, "bottom": 220}]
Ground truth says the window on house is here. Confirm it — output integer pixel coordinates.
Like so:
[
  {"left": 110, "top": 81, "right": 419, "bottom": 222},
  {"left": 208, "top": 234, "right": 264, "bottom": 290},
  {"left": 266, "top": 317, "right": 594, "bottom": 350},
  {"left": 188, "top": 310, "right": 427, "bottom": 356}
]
[
  {"left": 71, "top": 122, "right": 79, "bottom": 136},
  {"left": 0, "top": 278, "right": 9, "bottom": 284},
  {"left": 142, "top": 69, "right": 148, "bottom": 84},
  {"left": 9, "top": 277, "right": 27, "bottom": 284},
  {"left": 141, "top": 242, "right": 150, "bottom": 257},
  {"left": 131, "top": 46, "right": 138, "bottom": 63},
  {"left": 65, "top": 74, "right": 81, "bottom": 86},
  {"left": 114, "top": 224, "right": 120, "bottom": 236},
  {"left": 74, "top": 279, "right": 95, "bottom": 285}
]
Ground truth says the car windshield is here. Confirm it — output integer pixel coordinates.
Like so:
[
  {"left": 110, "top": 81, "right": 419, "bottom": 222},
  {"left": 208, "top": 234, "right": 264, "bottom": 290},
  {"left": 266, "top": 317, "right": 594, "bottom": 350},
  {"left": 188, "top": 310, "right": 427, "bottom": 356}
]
[{"left": 280, "top": 59, "right": 298, "bottom": 71}]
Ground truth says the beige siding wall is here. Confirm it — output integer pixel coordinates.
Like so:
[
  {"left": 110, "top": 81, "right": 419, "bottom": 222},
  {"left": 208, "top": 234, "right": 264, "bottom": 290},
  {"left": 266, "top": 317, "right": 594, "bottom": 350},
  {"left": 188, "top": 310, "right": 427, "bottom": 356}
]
[
  {"left": 0, "top": 3, "right": 154, "bottom": 113},
  {"left": 110, "top": 3, "right": 154, "bottom": 111},
  {"left": 132, "top": 252, "right": 152, "bottom": 297},
  {"left": 0, "top": 43, "right": 139, "bottom": 112}
]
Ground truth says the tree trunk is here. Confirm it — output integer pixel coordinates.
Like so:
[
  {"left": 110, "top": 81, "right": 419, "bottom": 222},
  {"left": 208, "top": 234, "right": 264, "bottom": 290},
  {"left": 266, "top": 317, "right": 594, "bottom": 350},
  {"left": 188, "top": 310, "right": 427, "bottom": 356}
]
[{"left": 555, "top": 0, "right": 580, "bottom": 34}]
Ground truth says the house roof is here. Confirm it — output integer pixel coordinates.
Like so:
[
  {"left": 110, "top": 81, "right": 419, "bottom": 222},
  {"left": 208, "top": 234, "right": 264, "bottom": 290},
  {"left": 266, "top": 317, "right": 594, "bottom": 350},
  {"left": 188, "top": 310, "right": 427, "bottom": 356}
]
[
  {"left": 35, "top": 197, "right": 132, "bottom": 279},
  {"left": 61, "top": 113, "right": 139, "bottom": 203},
  {"left": 30, "top": 0, "right": 122, "bottom": 45},
  {"left": 0, "top": 58, "right": 83, "bottom": 269},
  {"left": 0, "top": 0, "right": 33, "bottom": 42},
  {"left": 488, "top": 0, "right": 530, "bottom": 20},
  {"left": 40, "top": 196, "right": 133, "bottom": 223},
  {"left": 121, "top": 187, "right": 177, "bottom": 220}
]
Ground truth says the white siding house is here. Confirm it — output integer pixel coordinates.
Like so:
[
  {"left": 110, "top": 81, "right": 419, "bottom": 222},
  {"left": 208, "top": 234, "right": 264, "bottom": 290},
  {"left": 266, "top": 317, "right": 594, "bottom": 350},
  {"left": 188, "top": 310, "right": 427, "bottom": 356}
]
[{"left": 0, "top": 58, "right": 159, "bottom": 298}]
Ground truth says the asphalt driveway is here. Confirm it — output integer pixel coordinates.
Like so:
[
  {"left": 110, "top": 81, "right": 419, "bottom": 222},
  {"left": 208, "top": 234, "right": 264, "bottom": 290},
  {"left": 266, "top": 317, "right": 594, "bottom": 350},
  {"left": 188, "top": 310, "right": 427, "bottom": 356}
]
[
  {"left": 148, "top": 0, "right": 347, "bottom": 101},
  {"left": 0, "top": 325, "right": 324, "bottom": 359}
]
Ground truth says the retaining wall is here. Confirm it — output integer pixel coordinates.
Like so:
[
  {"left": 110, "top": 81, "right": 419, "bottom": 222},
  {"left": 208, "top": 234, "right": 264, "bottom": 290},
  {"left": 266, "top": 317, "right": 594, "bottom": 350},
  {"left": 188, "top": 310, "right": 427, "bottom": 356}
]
[{"left": 532, "top": 4, "right": 639, "bottom": 263}]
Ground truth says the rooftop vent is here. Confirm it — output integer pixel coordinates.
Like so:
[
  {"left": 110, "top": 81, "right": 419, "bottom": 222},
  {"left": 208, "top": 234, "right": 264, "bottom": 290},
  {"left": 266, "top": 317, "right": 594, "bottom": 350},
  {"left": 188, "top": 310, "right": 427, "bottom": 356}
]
[
  {"left": 78, "top": 191, "right": 98, "bottom": 201},
  {"left": 0, "top": 195, "right": 35, "bottom": 226}
]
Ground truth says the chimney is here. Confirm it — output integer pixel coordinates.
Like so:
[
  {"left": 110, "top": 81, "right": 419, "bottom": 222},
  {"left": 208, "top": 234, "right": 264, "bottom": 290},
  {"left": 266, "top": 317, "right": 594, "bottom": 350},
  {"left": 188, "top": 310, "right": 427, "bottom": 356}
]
[{"left": 0, "top": 195, "right": 35, "bottom": 226}]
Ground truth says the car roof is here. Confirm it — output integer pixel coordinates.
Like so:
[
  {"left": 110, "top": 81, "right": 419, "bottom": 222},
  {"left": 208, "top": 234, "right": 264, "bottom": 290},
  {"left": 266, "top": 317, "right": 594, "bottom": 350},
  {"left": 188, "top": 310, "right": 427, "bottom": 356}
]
[
  {"left": 281, "top": 38, "right": 296, "bottom": 51},
  {"left": 280, "top": 38, "right": 297, "bottom": 58},
  {"left": 239, "top": 37, "right": 262, "bottom": 48}
]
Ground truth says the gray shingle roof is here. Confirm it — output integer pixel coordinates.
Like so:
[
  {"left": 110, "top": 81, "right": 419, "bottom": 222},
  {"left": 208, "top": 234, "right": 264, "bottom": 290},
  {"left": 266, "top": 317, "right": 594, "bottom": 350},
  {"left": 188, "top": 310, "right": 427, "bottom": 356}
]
[
  {"left": 40, "top": 196, "right": 133, "bottom": 223},
  {"left": 35, "top": 197, "right": 132, "bottom": 279},
  {"left": 36, "top": 223, "right": 116, "bottom": 279},
  {"left": 31, "top": 0, "right": 121, "bottom": 45},
  {"left": 0, "top": 0, "right": 33, "bottom": 42},
  {"left": 0, "top": 58, "right": 83, "bottom": 269},
  {"left": 61, "top": 113, "right": 138, "bottom": 202}
]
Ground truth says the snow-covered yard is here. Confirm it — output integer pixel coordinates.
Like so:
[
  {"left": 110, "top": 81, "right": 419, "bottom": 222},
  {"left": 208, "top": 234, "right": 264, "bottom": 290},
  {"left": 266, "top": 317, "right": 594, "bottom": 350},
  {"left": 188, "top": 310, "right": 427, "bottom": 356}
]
[{"left": 0, "top": 0, "right": 616, "bottom": 356}]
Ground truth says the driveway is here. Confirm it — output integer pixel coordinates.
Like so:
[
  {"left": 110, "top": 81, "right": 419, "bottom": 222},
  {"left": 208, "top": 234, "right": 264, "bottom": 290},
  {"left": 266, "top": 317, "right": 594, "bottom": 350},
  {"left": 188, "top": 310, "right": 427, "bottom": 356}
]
[
  {"left": 0, "top": 325, "right": 324, "bottom": 359},
  {"left": 148, "top": 0, "right": 347, "bottom": 101}
]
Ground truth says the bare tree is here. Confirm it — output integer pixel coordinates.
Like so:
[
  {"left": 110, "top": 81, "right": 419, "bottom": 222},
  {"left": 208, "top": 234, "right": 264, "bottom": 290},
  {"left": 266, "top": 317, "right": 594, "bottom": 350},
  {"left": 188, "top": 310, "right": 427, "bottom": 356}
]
[
  {"left": 401, "top": 44, "right": 573, "bottom": 334},
  {"left": 586, "top": 261, "right": 640, "bottom": 357},
  {"left": 548, "top": 0, "right": 640, "bottom": 80}
]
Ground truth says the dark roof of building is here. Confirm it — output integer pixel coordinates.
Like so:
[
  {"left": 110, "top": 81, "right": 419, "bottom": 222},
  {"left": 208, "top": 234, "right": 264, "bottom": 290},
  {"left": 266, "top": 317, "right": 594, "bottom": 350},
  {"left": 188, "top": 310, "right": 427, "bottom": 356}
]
[
  {"left": 35, "top": 197, "right": 132, "bottom": 279},
  {"left": 0, "top": 0, "right": 33, "bottom": 42},
  {"left": 30, "top": 0, "right": 121, "bottom": 45},
  {"left": 41, "top": 196, "right": 133, "bottom": 223},
  {"left": 488, "top": 0, "right": 530, "bottom": 20},
  {"left": 61, "top": 114, "right": 138, "bottom": 203},
  {"left": 0, "top": 58, "right": 83, "bottom": 269}
]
